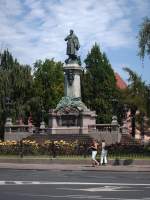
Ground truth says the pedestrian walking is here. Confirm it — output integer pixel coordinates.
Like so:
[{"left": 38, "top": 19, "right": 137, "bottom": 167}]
[
  {"left": 90, "top": 139, "right": 99, "bottom": 167},
  {"left": 100, "top": 140, "right": 108, "bottom": 165}
]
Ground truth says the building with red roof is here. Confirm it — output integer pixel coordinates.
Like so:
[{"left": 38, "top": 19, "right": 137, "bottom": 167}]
[{"left": 115, "top": 72, "right": 127, "bottom": 90}]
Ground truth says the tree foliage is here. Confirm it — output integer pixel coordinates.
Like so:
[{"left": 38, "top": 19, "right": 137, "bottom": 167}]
[
  {"left": 82, "top": 43, "right": 118, "bottom": 123},
  {"left": 1, "top": 47, "right": 149, "bottom": 139},
  {"left": 32, "top": 59, "right": 64, "bottom": 124},
  {"left": 123, "top": 67, "right": 147, "bottom": 114},
  {"left": 0, "top": 50, "right": 64, "bottom": 139},
  {"left": 0, "top": 50, "right": 34, "bottom": 138},
  {"left": 138, "top": 17, "right": 150, "bottom": 60},
  {"left": 123, "top": 67, "right": 149, "bottom": 137}
]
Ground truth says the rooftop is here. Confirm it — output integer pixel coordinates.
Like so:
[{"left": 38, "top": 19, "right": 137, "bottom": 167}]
[{"left": 115, "top": 72, "right": 127, "bottom": 90}]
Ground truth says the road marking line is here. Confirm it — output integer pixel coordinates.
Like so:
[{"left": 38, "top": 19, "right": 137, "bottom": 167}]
[
  {"left": 58, "top": 186, "right": 142, "bottom": 192},
  {"left": 0, "top": 181, "right": 150, "bottom": 186},
  {"left": 14, "top": 181, "right": 23, "bottom": 185},
  {"left": 0, "top": 181, "right": 5, "bottom": 185}
]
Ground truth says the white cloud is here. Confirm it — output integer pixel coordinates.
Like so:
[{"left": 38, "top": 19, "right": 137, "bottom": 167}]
[
  {"left": 0, "top": 0, "right": 150, "bottom": 68},
  {"left": 0, "top": 0, "right": 23, "bottom": 16},
  {"left": 24, "top": 0, "right": 46, "bottom": 20}
]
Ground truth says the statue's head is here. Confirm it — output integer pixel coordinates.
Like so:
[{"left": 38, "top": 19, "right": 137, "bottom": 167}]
[{"left": 70, "top": 29, "right": 74, "bottom": 35}]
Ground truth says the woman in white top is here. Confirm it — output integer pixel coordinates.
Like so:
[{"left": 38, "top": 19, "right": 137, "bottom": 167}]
[{"left": 100, "top": 140, "right": 108, "bottom": 165}]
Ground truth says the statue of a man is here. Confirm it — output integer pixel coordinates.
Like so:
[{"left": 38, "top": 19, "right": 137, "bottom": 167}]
[{"left": 65, "top": 30, "right": 80, "bottom": 64}]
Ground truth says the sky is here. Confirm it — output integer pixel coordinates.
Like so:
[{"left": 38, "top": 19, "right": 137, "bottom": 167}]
[{"left": 0, "top": 0, "right": 150, "bottom": 84}]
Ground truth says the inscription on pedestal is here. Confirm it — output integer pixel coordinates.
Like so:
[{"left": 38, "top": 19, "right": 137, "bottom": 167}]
[{"left": 57, "top": 115, "right": 79, "bottom": 127}]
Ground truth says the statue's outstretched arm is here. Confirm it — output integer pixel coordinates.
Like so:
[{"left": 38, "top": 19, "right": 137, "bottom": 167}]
[{"left": 64, "top": 36, "right": 69, "bottom": 41}]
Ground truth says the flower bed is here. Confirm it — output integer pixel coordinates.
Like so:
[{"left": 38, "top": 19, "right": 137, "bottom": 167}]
[
  {"left": 0, "top": 140, "right": 149, "bottom": 158},
  {"left": 0, "top": 139, "right": 90, "bottom": 157}
]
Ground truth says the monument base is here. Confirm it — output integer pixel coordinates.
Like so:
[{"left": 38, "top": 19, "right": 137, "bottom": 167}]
[
  {"left": 48, "top": 60, "right": 96, "bottom": 135},
  {"left": 48, "top": 109, "right": 96, "bottom": 134}
]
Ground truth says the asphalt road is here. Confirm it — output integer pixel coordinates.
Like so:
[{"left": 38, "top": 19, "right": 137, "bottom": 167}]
[{"left": 0, "top": 169, "right": 150, "bottom": 200}]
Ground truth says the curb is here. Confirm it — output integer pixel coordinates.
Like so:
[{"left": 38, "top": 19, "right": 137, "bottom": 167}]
[
  {"left": 0, "top": 158, "right": 150, "bottom": 165},
  {"left": 0, "top": 163, "right": 149, "bottom": 172}
]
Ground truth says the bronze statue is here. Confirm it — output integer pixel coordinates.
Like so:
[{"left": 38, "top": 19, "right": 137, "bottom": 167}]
[{"left": 65, "top": 30, "right": 80, "bottom": 64}]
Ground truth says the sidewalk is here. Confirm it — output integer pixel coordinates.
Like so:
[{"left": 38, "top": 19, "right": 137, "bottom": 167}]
[
  {"left": 0, "top": 157, "right": 149, "bottom": 172},
  {"left": 0, "top": 163, "right": 150, "bottom": 171}
]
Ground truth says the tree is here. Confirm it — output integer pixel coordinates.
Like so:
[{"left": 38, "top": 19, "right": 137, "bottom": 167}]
[
  {"left": 123, "top": 67, "right": 148, "bottom": 137},
  {"left": 146, "top": 85, "right": 150, "bottom": 118},
  {"left": 0, "top": 50, "right": 64, "bottom": 138},
  {"left": 32, "top": 59, "right": 64, "bottom": 125},
  {"left": 0, "top": 50, "right": 34, "bottom": 139},
  {"left": 138, "top": 17, "right": 150, "bottom": 60},
  {"left": 82, "top": 43, "right": 117, "bottom": 123}
]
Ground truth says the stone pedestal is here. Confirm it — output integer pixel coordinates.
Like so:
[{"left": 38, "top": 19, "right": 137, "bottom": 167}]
[
  {"left": 64, "top": 63, "right": 82, "bottom": 98},
  {"left": 5, "top": 117, "right": 13, "bottom": 133},
  {"left": 80, "top": 111, "right": 97, "bottom": 134},
  {"left": 48, "top": 110, "right": 96, "bottom": 134},
  {"left": 40, "top": 121, "right": 46, "bottom": 129},
  {"left": 111, "top": 116, "right": 118, "bottom": 125},
  {"left": 5, "top": 117, "right": 13, "bottom": 127},
  {"left": 40, "top": 121, "right": 46, "bottom": 134}
]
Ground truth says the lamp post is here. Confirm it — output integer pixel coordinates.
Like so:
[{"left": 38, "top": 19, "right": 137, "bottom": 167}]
[
  {"left": 40, "top": 107, "right": 46, "bottom": 133},
  {"left": 43, "top": 71, "right": 48, "bottom": 106},
  {"left": 111, "top": 98, "right": 118, "bottom": 125},
  {"left": 112, "top": 98, "right": 118, "bottom": 115},
  {"left": 140, "top": 112, "right": 145, "bottom": 141},
  {"left": 121, "top": 104, "right": 129, "bottom": 134},
  {"left": 123, "top": 104, "right": 128, "bottom": 120},
  {"left": 130, "top": 105, "right": 137, "bottom": 138},
  {"left": 5, "top": 97, "right": 12, "bottom": 117},
  {"left": 41, "top": 108, "right": 45, "bottom": 122},
  {"left": 5, "top": 97, "right": 13, "bottom": 127}
]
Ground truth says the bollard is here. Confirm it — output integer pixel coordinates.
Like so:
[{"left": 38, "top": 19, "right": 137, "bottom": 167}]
[{"left": 51, "top": 141, "right": 56, "bottom": 158}]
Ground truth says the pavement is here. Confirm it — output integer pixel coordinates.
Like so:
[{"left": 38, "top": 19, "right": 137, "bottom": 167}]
[{"left": 0, "top": 157, "right": 149, "bottom": 171}]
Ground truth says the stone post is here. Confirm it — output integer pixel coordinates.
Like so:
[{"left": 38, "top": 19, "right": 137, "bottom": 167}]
[{"left": 5, "top": 117, "right": 13, "bottom": 133}]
